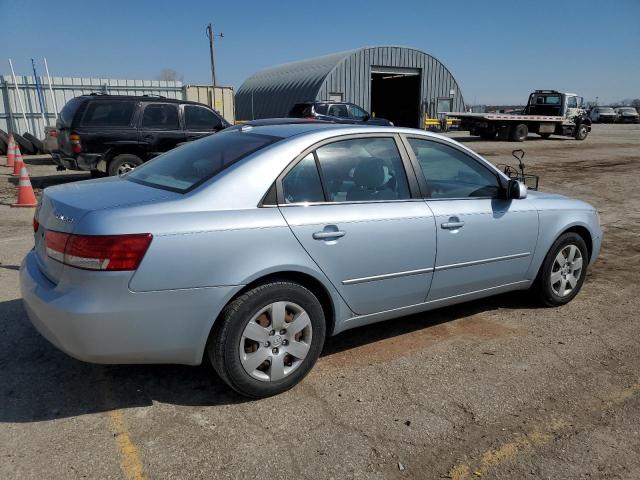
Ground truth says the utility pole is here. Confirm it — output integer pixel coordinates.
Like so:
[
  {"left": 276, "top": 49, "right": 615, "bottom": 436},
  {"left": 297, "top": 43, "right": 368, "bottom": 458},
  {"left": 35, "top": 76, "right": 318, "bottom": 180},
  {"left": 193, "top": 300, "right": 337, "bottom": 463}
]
[{"left": 206, "top": 23, "right": 224, "bottom": 86}]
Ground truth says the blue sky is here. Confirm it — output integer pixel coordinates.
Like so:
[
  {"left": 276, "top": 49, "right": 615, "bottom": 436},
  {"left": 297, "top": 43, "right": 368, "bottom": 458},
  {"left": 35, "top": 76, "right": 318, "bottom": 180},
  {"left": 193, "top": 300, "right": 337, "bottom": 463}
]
[{"left": 2, "top": 0, "right": 639, "bottom": 104}]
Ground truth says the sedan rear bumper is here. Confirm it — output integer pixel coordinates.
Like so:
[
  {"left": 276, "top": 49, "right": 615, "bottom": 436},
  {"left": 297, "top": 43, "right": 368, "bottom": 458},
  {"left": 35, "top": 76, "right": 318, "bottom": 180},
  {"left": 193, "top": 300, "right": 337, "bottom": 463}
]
[{"left": 20, "top": 250, "right": 238, "bottom": 365}]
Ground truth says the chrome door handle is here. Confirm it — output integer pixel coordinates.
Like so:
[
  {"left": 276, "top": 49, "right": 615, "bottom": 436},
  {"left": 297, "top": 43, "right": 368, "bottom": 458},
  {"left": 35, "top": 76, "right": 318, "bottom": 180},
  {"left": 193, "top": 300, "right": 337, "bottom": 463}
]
[
  {"left": 312, "top": 230, "right": 346, "bottom": 240},
  {"left": 441, "top": 221, "right": 465, "bottom": 230}
]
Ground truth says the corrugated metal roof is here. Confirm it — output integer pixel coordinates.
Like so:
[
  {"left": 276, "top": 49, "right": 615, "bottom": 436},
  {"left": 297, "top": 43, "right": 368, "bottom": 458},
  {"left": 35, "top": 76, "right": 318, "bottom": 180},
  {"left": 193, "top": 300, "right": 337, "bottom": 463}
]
[
  {"left": 236, "top": 46, "right": 465, "bottom": 121},
  {"left": 236, "top": 49, "right": 358, "bottom": 120}
]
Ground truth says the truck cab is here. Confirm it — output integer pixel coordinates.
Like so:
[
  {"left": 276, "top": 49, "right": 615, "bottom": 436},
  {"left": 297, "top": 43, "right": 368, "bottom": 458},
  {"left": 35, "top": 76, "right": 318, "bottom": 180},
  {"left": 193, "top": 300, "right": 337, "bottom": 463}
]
[{"left": 524, "top": 90, "right": 585, "bottom": 121}]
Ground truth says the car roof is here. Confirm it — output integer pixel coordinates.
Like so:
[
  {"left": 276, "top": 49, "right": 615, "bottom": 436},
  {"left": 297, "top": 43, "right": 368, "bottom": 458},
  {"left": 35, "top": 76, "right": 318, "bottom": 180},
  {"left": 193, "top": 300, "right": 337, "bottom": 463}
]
[{"left": 79, "top": 94, "right": 209, "bottom": 107}]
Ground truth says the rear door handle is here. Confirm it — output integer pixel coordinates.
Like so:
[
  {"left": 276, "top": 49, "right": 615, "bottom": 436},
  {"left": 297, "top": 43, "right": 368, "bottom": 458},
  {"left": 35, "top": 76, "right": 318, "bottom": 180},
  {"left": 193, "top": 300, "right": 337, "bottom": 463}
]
[
  {"left": 312, "top": 229, "right": 346, "bottom": 240},
  {"left": 441, "top": 221, "right": 465, "bottom": 230}
]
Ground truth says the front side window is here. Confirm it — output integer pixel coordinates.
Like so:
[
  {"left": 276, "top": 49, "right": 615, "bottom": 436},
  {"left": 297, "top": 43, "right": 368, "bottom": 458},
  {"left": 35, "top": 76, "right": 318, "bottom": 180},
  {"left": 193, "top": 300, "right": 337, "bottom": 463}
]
[
  {"left": 566, "top": 96, "right": 577, "bottom": 108},
  {"left": 314, "top": 137, "right": 410, "bottom": 202},
  {"left": 282, "top": 153, "right": 325, "bottom": 204},
  {"left": 81, "top": 101, "right": 136, "bottom": 127},
  {"left": 127, "top": 130, "right": 279, "bottom": 192},
  {"left": 184, "top": 105, "right": 222, "bottom": 130},
  {"left": 408, "top": 138, "right": 500, "bottom": 199},
  {"left": 350, "top": 105, "right": 368, "bottom": 120},
  {"left": 141, "top": 104, "right": 179, "bottom": 130},
  {"left": 328, "top": 104, "right": 349, "bottom": 118}
]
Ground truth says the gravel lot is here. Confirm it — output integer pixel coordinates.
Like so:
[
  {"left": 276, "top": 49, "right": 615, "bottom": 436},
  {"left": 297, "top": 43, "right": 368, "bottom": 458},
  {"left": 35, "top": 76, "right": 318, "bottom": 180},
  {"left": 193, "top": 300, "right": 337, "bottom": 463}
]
[{"left": 1, "top": 124, "right": 639, "bottom": 479}]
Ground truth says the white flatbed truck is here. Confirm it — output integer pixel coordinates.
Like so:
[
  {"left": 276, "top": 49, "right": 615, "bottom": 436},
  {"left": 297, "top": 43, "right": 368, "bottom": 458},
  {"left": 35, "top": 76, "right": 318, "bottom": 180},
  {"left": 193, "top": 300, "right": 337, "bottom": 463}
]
[{"left": 447, "top": 90, "right": 591, "bottom": 141}]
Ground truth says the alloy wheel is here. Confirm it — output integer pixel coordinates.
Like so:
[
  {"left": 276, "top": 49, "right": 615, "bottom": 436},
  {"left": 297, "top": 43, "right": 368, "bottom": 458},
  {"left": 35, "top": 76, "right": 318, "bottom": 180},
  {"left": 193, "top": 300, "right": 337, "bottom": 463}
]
[
  {"left": 550, "top": 244, "right": 583, "bottom": 297},
  {"left": 239, "top": 301, "right": 313, "bottom": 382}
]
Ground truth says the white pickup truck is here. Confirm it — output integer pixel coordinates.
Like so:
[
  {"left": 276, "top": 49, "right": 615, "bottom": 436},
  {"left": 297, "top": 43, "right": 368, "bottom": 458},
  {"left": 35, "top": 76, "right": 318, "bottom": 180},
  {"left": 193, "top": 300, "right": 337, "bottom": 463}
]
[{"left": 448, "top": 90, "right": 591, "bottom": 142}]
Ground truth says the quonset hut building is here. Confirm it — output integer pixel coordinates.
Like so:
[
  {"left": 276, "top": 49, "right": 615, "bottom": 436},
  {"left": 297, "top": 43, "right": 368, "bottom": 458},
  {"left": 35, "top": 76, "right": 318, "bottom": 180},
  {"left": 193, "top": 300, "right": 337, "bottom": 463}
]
[{"left": 236, "top": 46, "right": 465, "bottom": 128}]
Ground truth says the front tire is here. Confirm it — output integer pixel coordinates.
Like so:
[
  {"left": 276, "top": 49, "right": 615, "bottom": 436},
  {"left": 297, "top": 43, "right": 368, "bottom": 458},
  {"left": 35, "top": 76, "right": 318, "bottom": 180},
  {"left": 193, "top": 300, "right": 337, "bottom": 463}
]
[
  {"left": 534, "top": 232, "right": 588, "bottom": 307},
  {"left": 574, "top": 124, "right": 589, "bottom": 140},
  {"left": 108, "top": 154, "right": 143, "bottom": 176},
  {"left": 208, "top": 281, "right": 326, "bottom": 398}
]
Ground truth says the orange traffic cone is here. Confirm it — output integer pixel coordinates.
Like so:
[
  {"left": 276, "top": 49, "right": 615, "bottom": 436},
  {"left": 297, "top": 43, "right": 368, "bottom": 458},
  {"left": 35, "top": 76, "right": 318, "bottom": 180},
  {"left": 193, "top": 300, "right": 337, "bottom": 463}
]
[
  {"left": 12, "top": 145, "right": 24, "bottom": 176},
  {"left": 5, "top": 134, "right": 16, "bottom": 167},
  {"left": 12, "top": 165, "right": 38, "bottom": 208}
]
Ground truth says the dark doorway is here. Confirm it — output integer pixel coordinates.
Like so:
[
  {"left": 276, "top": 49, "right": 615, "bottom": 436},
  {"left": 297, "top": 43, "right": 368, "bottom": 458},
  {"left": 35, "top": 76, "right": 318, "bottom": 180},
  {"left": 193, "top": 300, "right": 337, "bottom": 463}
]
[{"left": 370, "top": 73, "right": 421, "bottom": 128}]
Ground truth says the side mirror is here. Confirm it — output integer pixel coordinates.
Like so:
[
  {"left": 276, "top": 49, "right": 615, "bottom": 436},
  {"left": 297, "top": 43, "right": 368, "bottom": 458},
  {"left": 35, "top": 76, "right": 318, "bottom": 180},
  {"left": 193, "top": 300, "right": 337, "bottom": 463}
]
[
  {"left": 362, "top": 114, "right": 370, "bottom": 122},
  {"left": 507, "top": 179, "right": 527, "bottom": 199}
]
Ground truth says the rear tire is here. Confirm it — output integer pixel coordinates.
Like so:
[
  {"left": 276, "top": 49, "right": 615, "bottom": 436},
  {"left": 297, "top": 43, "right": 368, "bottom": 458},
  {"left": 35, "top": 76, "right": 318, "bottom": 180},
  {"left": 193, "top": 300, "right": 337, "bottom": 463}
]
[
  {"left": 479, "top": 129, "right": 497, "bottom": 140},
  {"left": 510, "top": 124, "right": 528, "bottom": 142},
  {"left": 108, "top": 154, "right": 143, "bottom": 176},
  {"left": 208, "top": 281, "right": 326, "bottom": 398},
  {"left": 574, "top": 124, "right": 589, "bottom": 140},
  {"left": 533, "top": 232, "right": 589, "bottom": 307}
]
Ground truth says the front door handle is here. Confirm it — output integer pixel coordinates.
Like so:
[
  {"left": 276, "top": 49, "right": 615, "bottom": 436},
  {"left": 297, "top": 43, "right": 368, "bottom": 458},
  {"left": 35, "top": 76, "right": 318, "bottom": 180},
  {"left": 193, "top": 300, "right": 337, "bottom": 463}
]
[
  {"left": 441, "top": 220, "right": 465, "bottom": 230},
  {"left": 312, "top": 226, "right": 346, "bottom": 240}
]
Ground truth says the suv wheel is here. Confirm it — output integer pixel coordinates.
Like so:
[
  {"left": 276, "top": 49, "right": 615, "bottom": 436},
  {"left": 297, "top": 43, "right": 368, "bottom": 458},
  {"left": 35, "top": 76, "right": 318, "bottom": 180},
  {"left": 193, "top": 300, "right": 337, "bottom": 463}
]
[
  {"left": 534, "top": 232, "right": 588, "bottom": 307},
  {"left": 208, "top": 281, "right": 326, "bottom": 398},
  {"left": 108, "top": 154, "right": 143, "bottom": 176}
]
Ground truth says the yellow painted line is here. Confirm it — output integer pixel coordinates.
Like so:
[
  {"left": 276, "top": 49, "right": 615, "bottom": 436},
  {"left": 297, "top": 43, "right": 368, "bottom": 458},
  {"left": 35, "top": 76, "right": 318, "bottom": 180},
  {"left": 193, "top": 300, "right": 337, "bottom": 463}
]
[
  {"left": 448, "top": 383, "right": 640, "bottom": 479},
  {"left": 106, "top": 409, "right": 147, "bottom": 480}
]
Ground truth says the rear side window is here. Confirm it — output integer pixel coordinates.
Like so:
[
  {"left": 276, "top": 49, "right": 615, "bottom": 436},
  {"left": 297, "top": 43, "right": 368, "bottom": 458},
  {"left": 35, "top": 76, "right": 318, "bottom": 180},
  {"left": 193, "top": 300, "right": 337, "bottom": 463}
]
[
  {"left": 288, "top": 104, "right": 313, "bottom": 117},
  {"left": 81, "top": 101, "right": 136, "bottom": 127},
  {"left": 315, "top": 137, "right": 410, "bottom": 202},
  {"left": 282, "top": 153, "right": 325, "bottom": 204},
  {"left": 127, "top": 130, "right": 280, "bottom": 193},
  {"left": 141, "top": 104, "right": 179, "bottom": 130},
  {"left": 58, "top": 97, "right": 85, "bottom": 126},
  {"left": 184, "top": 105, "right": 222, "bottom": 130}
]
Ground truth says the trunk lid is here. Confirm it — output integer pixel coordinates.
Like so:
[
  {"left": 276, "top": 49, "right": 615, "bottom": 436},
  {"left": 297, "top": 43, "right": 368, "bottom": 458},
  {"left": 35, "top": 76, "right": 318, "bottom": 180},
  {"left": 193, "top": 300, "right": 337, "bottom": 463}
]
[{"left": 34, "top": 177, "right": 177, "bottom": 283}]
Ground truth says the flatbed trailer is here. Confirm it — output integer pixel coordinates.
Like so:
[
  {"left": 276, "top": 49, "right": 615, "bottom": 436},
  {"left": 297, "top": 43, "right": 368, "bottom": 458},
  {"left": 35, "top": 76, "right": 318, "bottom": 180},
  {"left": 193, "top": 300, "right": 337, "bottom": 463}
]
[{"left": 446, "top": 90, "right": 591, "bottom": 142}]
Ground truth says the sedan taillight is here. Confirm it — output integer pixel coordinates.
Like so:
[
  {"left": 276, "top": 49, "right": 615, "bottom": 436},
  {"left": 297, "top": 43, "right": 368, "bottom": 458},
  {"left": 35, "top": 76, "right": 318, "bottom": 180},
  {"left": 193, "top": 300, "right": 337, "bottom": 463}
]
[{"left": 45, "top": 231, "right": 152, "bottom": 271}]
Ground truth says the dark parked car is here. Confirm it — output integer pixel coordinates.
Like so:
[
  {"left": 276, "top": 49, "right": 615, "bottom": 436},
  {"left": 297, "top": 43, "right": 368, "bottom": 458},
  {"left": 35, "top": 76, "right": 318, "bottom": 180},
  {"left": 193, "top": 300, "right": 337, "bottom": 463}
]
[
  {"left": 615, "top": 107, "right": 639, "bottom": 123},
  {"left": 53, "top": 94, "right": 230, "bottom": 176},
  {"left": 288, "top": 101, "right": 393, "bottom": 126}
]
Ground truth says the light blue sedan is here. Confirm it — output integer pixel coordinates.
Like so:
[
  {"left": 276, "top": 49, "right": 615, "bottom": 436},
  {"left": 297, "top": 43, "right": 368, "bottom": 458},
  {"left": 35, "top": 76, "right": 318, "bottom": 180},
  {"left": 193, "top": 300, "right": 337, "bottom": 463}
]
[{"left": 20, "top": 122, "right": 601, "bottom": 398}]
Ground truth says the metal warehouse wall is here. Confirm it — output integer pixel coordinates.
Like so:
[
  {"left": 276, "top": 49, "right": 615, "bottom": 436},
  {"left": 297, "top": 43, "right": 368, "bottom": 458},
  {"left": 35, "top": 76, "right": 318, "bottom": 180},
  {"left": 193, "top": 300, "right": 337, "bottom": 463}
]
[
  {"left": 0, "top": 76, "right": 183, "bottom": 139},
  {"left": 236, "top": 46, "right": 465, "bottom": 121}
]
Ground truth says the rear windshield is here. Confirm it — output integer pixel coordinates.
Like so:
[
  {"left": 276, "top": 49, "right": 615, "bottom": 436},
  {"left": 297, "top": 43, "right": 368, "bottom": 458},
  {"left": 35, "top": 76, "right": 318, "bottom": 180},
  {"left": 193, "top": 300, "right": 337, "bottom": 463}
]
[
  {"left": 532, "top": 94, "right": 561, "bottom": 105},
  {"left": 126, "top": 130, "right": 280, "bottom": 193},
  {"left": 58, "top": 97, "right": 85, "bottom": 127},
  {"left": 288, "top": 104, "right": 313, "bottom": 117},
  {"left": 81, "top": 100, "right": 137, "bottom": 127}
]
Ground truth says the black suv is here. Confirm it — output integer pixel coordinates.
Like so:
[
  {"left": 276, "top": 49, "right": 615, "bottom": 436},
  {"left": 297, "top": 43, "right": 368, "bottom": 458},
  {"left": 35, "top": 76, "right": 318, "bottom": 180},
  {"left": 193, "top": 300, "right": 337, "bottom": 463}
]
[
  {"left": 54, "top": 94, "right": 230, "bottom": 176},
  {"left": 288, "top": 101, "right": 393, "bottom": 126}
]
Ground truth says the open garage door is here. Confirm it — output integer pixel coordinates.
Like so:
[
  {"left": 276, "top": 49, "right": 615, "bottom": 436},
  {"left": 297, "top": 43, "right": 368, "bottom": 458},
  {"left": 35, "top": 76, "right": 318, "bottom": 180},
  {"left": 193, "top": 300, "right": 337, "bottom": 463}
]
[{"left": 370, "top": 70, "right": 421, "bottom": 128}]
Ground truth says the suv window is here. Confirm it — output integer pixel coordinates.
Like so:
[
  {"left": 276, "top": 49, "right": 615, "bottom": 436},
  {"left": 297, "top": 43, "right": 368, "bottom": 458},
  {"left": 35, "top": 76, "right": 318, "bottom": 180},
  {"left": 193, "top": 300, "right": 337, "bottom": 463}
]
[
  {"left": 314, "top": 103, "right": 328, "bottom": 115},
  {"left": 288, "top": 103, "right": 313, "bottom": 117},
  {"left": 407, "top": 138, "right": 500, "bottom": 199},
  {"left": 141, "top": 104, "right": 179, "bottom": 130},
  {"left": 350, "top": 105, "right": 368, "bottom": 120},
  {"left": 81, "top": 101, "right": 136, "bottom": 127},
  {"left": 127, "top": 130, "right": 279, "bottom": 193},
  {"left": 59, "top": 97, "right": 85, "bottom": 127},
  {"left": 282, "top": 153, "right": 325, "bottom": 204},
  {"left": 184, "top": 105, "right": 222, "bottom": 130},
  {"left": 315, "top": 137, "right": 410, "bottom": 202},
  {"left": 328, "top": 104, "right": 349, "bottom": 118}
]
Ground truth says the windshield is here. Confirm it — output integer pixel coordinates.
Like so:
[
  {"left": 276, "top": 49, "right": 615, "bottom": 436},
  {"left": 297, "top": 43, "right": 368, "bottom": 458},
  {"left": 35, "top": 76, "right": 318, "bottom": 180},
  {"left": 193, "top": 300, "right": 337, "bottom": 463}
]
[
  {"left": 619, "top": 108, "right": 637, "bottom": 113},
  {"left": 598, "top": 107, "right": 615, "bottom": 113},
  {"left": 127, "top": 130, "right": 280, "bottom": 193}
]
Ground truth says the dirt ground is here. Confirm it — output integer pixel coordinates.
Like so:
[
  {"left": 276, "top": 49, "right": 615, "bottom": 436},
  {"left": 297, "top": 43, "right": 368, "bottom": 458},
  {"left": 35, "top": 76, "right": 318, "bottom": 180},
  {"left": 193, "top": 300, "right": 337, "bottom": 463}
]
[{"left": 0, "top": 124, "right": 639, "bottom": 479}]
